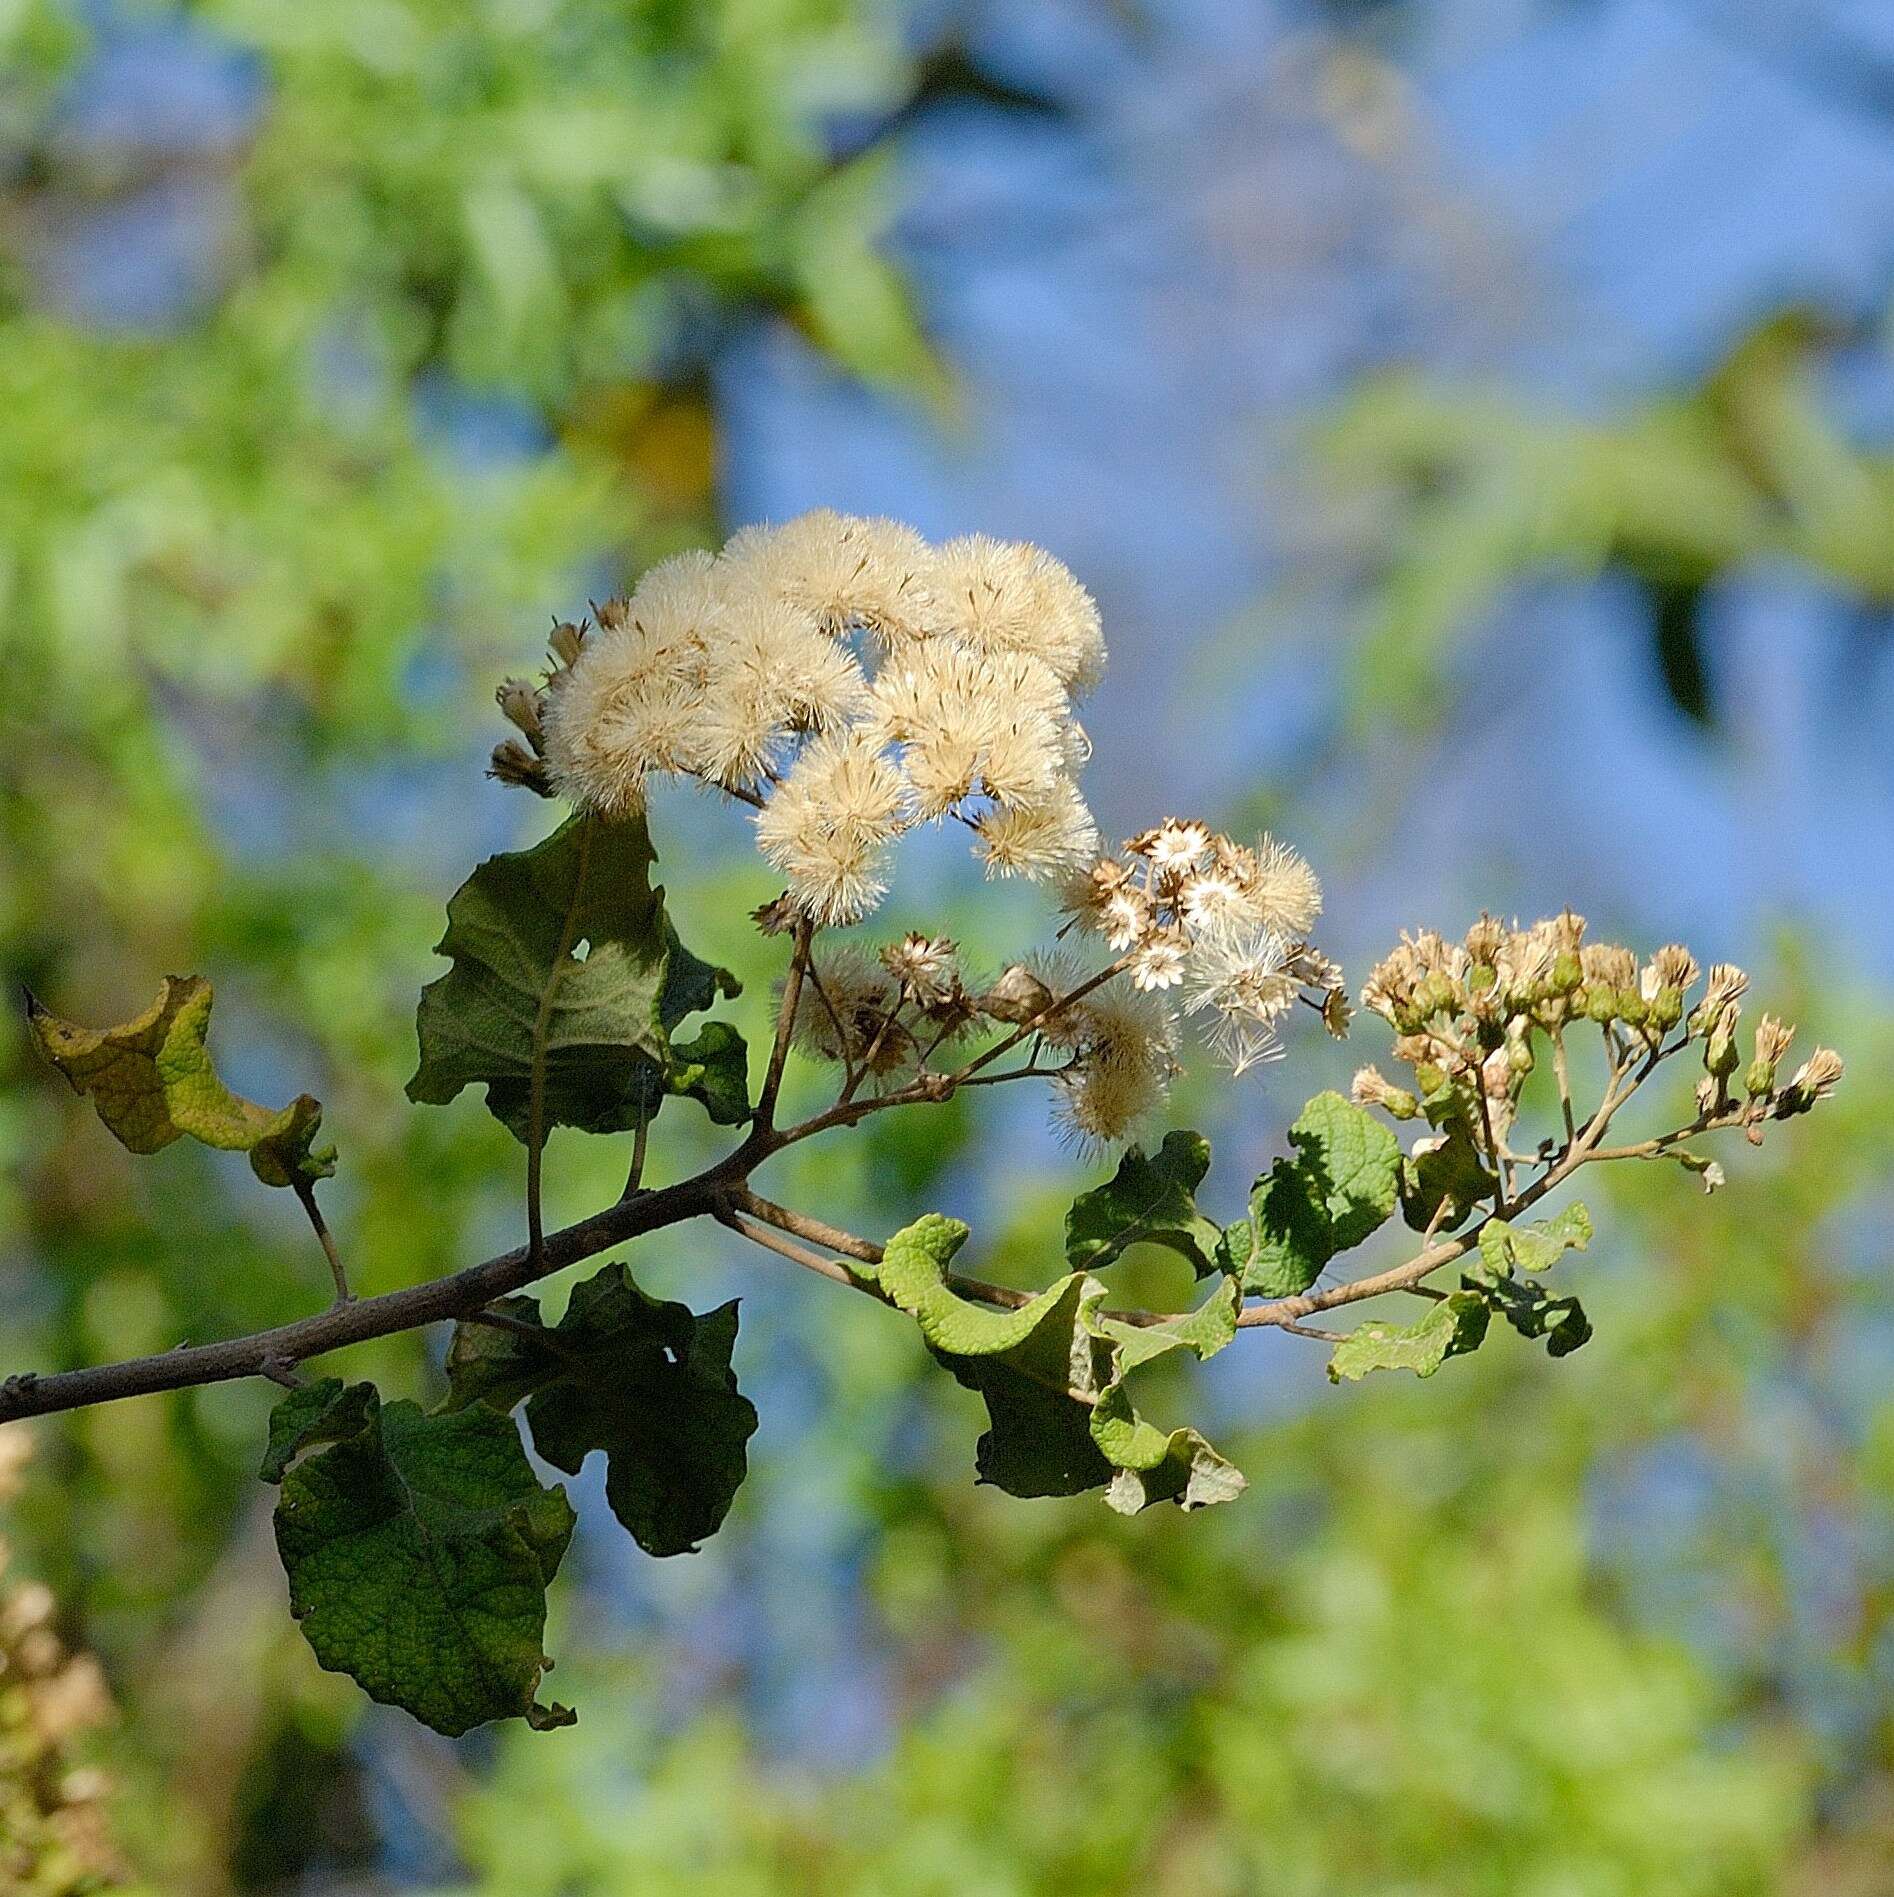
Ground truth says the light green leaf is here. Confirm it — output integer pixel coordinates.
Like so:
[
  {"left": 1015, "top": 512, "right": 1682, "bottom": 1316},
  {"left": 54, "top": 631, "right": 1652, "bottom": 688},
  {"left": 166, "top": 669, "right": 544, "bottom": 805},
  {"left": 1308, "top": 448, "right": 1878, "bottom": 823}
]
[
  {"left": 1095, "top": 1276, "right": 1241, "bottom": 1370},
  {"left": 1064, "top": 1130, "right": 1223, "bottom": 1277},
  {"left": 1218, "top": 1093, "right": 1401, "bottom": 1296},
  {"left": 407, "top": 811, "right": 744, "bottom": 1142},
  {"left": 263, "top": 1381, "right": 575, "bottom": 1736},
  {"left": 1476, "top": 1203, "right": 1593, "bottom": 1279},
  {"left": 875, "top": 1215, "right": 1246, "bottom": 1513},
  {"left": 28, "top": 975, "right": 335, "bottom": 1186},
  {"left": 1090, "top": 1382, "right": 1247, "bottom": 1514},
  {"left": 1326, "top": 1290, "right": 1491, "bottom": 1383}
]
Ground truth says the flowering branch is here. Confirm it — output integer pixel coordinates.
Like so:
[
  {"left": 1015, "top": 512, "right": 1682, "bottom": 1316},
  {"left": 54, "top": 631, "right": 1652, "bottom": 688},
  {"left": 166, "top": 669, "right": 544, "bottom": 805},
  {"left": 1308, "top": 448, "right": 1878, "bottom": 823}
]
[{"left": 10, "top": 510, "right": 1846, "bottom": 1740}]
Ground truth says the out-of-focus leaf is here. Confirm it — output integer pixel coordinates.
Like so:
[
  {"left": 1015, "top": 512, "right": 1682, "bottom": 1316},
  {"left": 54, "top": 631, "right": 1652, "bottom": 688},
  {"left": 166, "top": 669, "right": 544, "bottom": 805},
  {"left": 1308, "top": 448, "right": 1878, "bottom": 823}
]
[
  {"left": 262, "top": 1381, "right": 575, "bottom": 1736},
  {"left": 28, "top": 975, "right": 335, "bottom": 1186}
]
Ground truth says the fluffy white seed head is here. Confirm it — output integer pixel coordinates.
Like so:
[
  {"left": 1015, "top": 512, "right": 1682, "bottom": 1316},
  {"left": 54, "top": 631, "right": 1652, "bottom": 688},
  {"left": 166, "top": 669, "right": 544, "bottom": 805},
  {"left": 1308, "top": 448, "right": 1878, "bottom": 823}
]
[
  {"left": 721, "top": 511, "right": 941, "bottom": 647},
  {"left": 755, "top": 729, "right": 912, "bottom": 925},
  {"left": 975, "top": 779, "right": 1101, "bottom": 882},
  {"left": 928, "top": 534, "right": 1105, "bottom": 694}
]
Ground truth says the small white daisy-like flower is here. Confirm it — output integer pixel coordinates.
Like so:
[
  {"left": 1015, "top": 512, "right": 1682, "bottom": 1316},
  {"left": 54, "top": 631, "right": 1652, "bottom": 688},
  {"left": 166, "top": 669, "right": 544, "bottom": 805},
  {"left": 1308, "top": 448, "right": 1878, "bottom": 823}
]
[
  {"left": 1101, "top": 886, "right": 1156, "bottom": 952},
  {"left": 1146, "top": 818, "right": 1211, "bottom": 878},
  {"left": 1183, "top": 923, "right": 1297, "bottom": 1076},
  {"left": 1178, "top": 866, "right": 1247, "bottom": 932},
  {"left": 1131, "top": 930, "right": 1190, "bottom": 992}
]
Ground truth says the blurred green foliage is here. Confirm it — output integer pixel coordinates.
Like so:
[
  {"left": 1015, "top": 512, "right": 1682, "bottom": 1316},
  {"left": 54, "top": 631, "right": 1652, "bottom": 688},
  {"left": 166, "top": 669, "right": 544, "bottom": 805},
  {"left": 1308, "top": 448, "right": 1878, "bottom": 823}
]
[
  {"left": 1307, "top": 315, "right": 1894, "bottom": 731},
  {"left": 3, "top": 2, "right": 1894, "bottom": 1891}
]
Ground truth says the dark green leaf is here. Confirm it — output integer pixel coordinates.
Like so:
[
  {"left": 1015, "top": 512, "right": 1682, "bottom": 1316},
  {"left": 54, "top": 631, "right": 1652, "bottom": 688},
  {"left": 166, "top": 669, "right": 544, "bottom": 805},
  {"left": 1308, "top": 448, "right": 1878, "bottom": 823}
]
[
  {"left": 263, "top": 1381, "right": 574, "bottom": 1736},
  {"left": 667, "top": 1021, "right": 751, "bottom": 1126},
  {"left": 1400, "top": 1121, "right": 1498, "bottom": 1234},
  {"left": 1064, "top": 1130, "right": 1223, "bottom": 1277},
  {"left": 407, "top": 811, "right": 744, "bottom": 1142},
  {"left": 1218, "top": 1093, "right": 1401, "bottom": 1296},
  {"left": 444, "top": 1265, "right": 758, "bottom": 1558},
  {"left": 438, "top": 1296, "right": 557, "bottom": 1417},
  {"left": 1476, "top": 1275, "right": 1594, "bottom": 1358}
]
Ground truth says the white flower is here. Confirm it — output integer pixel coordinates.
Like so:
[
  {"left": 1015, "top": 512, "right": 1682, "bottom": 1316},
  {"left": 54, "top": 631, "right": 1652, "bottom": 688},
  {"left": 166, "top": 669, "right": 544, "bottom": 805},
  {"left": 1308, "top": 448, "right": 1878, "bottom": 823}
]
[
  {"left": 1131, "top": 931, "right": 1189, "bottom": 992},
  {"left": 1183, "top": 923, "right": 1297, "bottom": 1075}
]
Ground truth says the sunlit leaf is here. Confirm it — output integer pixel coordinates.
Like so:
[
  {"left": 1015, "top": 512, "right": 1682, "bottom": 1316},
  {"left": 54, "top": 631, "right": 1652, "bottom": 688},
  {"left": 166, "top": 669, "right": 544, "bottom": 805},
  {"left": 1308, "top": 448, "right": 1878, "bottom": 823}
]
[
  {"left": 1219, "top": 1093, "right": 1401, "bottom": 1296},
  {"left": 28, "top": 975, "right": 335, "bottom": 1187},
  {"left": 871, "top": 1215, "right": 1245, "bottom": 1512},
  {"left": 1326, "top": 1291, "right": 1491, "bottom": 1383}
]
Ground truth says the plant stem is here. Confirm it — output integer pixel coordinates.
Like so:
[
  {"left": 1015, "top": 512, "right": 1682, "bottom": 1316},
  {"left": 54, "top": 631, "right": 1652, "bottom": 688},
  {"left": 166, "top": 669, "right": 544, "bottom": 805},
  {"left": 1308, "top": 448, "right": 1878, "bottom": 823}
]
[{"left": 293, "top": 1179, "right": 352, "bottom": 1305}]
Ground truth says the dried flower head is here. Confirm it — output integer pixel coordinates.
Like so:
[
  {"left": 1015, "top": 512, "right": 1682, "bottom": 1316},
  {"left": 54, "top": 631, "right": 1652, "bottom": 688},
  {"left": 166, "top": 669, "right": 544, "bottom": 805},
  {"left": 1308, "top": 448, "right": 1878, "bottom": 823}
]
[
  {"left": 721, "top": 511, "right": 940, "bottom": 646},
  {"left": 928, "top": 534, "right": 1105, "bottom": 693}
]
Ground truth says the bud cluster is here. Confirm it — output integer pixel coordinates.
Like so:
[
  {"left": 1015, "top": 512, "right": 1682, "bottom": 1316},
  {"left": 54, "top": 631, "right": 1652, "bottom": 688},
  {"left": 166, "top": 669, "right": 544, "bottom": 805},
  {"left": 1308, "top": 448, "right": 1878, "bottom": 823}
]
[
  {"left": 1354, "top": 911, "right": 1842, "bottom": 1149},
  {"left": 488, "top": 618, "right": 590, "bottom": 796}
]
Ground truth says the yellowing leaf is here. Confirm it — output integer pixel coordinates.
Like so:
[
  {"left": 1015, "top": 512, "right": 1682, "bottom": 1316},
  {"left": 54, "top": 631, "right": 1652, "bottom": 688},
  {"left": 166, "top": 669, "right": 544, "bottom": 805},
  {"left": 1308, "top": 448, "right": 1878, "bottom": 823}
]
[{"left": 28, "top": 975, "right": 334, "bottom": 1187}]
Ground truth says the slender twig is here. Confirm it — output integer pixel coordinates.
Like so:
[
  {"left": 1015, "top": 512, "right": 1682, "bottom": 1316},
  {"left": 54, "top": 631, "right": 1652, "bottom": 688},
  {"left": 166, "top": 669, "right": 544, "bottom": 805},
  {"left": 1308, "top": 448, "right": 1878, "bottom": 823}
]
[
  {"left": 716, "top": 1207, "right": 868, "bottom": 1294},
  {"left": 293, "top": 1178, "right": 352, "bottom": 1305},
  {"left": 755, "top": 917, "right": 812, "bottom": 1131},
  {"left": 621, "top": 1094, "right": 652, "bottom": 1201},
  {"left": 1550, "top": 1025, "right": 1578, "bottom": 1144},
  {"left": 0, "top": 1167, "right": 732, "bottom": 1424},
  {"left": 840, "top": 995, "right": 908, "bottom": 1105},
  {"left": 1472, "top": 1080, "right": 1509, "bottom": 1216},
  {"left": 526, "top": 815, "right": 595, "bottom": 1266},
  {"left": 735, "top": 1190, "right": 882, "bottom": 1264}
]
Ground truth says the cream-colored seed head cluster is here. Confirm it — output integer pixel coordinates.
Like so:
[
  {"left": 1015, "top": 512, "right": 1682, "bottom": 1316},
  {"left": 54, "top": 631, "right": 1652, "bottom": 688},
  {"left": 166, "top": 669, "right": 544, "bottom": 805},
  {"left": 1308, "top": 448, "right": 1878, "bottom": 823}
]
[
  {"left": 0, "top": 1431, "right": 123, "bottom": 1889},
  {"left": 511, "top": 517, "right": 1342, "bottom": 1148},
  {"left": 1062, "top": 818, "right": 1342, "bottom": 1079},
  {"left": 540, "top": 511, "right": 1106, "bottom": 924}
]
